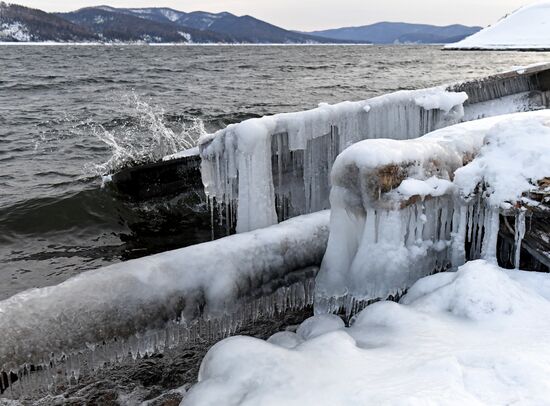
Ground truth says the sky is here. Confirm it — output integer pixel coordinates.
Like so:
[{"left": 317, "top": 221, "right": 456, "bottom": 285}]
[{"left": 14, "top": 0, "right": 533, "bottom": 31}]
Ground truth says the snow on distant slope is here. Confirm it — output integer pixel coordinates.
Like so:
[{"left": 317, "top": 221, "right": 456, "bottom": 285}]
[
  {"left": 0, "top": 21, "right": 31, "bottom": 41},
  {"left": 446, "top": 1, "right": 550, "bottom": 50}
]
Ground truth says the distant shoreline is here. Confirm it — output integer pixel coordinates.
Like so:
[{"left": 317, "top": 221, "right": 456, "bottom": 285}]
[
  {"left": 5, "top": 42, "right": 490, "bottom": 47},
  {"left": 0, "top": 42, "right": 380, "bottom": 46}
]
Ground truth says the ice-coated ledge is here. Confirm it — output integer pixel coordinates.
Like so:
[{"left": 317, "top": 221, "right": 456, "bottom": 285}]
[
  {"left": 0, "top": 211, "right": 329, "bottom": 371},
  {"left": 316, "top": 111, "right": 550, "bottom": 310},
  {"left": 199, "top": 87, "right": 467, "bottom": 234},
  {"left": 185, "top": 260, "right": 550, "bottom": 406}
]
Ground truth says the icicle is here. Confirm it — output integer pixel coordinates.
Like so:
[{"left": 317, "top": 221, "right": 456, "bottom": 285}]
[
  {"left": 481, "top": 207, "right": 500, "bottom": 262},
  {"left": 514, "top": 209, "right": 527, "bottom": 269},
  {"left": 467, "top": 203, "right": 474, "bottom": 243},
  {"left": 451, "top": 203, "right": 468, "bottom": 269},
  {"left": 208, "top": 196, "right": 215, "bottom": 240}
]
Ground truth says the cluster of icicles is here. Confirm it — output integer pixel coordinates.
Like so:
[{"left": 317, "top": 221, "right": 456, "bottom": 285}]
[
  {"left": 1, "top": 278, "right": 315, "bottom": 399},
  {"left": 324, "top": 201, "right": 526, "bottom": 318},
  {"left": 315, "top": 192, "right": 528, "bottom": 316},
  {"left": 199, "top": 88, "right": 467, "bottom": 233}
]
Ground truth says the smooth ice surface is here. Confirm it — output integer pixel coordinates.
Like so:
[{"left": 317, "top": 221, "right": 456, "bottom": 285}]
[
  {"left": 446, "top": 2, "right": 550, "bottom": 50},
  {"left": 199, "top": 87, "right": 467, "bottom": 233},
  {"left": 0, "top": 211, "right": 329, "bottom": 370},
  {"left": 317, "top": 110, "right": 550, "bottom": 308},
  {"left": 185, "top": 260, "right": 550, "bottom": 406}
]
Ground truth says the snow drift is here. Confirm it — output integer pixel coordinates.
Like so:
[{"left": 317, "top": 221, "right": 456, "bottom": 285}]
[
  {"left": 446, "top": 2, "right": 550, "bottom": 50},
  {"left": 185, "top": 260, "right": 550, "bottom": 406}
]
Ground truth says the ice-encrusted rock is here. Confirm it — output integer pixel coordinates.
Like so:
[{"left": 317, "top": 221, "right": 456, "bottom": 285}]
[{"left": 315, "top": 111, "right": 550, "bottom": 312}]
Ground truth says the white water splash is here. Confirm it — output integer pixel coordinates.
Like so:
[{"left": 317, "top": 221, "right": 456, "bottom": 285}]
[{"left": 93, "top": 93, "right": 206, "bottom": 175}]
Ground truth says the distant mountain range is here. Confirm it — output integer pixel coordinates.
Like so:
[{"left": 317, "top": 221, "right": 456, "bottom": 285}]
[
  {"left": 308, "top": 22, "right": 482, "bottom": 44},
  {"left": 0, "top": 2, "right": 481, "bottom": 44}
]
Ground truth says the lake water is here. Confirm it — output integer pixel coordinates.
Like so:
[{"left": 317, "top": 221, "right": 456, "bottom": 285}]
[{"left": 1, "top": 44, "right": 549, "bottom": 300}]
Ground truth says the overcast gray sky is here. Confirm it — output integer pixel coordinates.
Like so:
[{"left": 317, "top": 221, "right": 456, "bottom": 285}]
[{"left": 15, "top": 0, "right": 532, "bottom": 31}]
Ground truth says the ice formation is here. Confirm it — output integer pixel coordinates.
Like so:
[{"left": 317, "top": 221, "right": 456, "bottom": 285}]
[
  {"left": 315, "top": 111, "right": 550, "bottom": 312},
  {"left": 446, "top": 2, "right": 550, "bottom": 50},
  {"left": 199, "top": 87, "right": 468, "bottom": 233},
  {"left": 0, "top": 212, "right": 328, "bottom": 391},
  {"left": 185, "top": 260, "right": 550, "bottom": 406},
  {"left": 198, "top": 64, "right": 550, "bottom": 235}
]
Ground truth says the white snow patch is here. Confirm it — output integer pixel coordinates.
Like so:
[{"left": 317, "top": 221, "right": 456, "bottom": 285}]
[
  {"left": 178, "top": 31, "right": 192, "bottom": 42},
  {"left": 0, "top": 21, "right": 31, "bottom": 42},
  {"left": 392, "top": 176, "right": 456, "bottom": 199},
  {"left": 160, "top": 9, "right": 182, "bottom": 22},
  {"left": 414, "top": 90, "right": 468, "bottom": 114}
]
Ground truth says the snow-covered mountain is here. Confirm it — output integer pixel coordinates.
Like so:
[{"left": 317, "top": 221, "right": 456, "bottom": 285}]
[
  {"left": 116, "top": 7, "right": 352, "bottom": 44},
  {"left": 57, "top": 7, "right": 228, "bottom": 43},
  {"left": 0, "top": 2, "right": 97, "bottom": 42},
  {"left": 1, "top": 3, "right": 356, "bottom": 44},
  {"left": 446, "top": 1, "right": 550, "bottom": 50}
]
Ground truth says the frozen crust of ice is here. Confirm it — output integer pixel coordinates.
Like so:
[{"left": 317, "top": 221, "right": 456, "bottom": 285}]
[
  {"left": 0, "top": 211, "right": 329, "bottom": 371},
  {"left": 185, "top": 261, "right": 550, "bottom": 406}
]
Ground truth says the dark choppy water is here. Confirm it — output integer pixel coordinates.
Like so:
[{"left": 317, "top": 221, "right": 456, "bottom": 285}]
[{"left": 1, "top": 44, "right": 549, "bottom": 300}]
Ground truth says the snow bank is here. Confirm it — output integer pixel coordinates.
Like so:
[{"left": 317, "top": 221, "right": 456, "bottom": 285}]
[
  {"left": 316, "top": 110, "right": 550, "bottom": 310},
  {"left": 199, "top": 88, "right": 467, "bottom": 233},
  {"left": 446, "top": 2, "right": 550, "bottom": 50},
  {"left": 185, "top": 260, "right": 550, "bottom": 406},
  {"left": 0, "top": 211, "right": 329, "bottom": 371}
]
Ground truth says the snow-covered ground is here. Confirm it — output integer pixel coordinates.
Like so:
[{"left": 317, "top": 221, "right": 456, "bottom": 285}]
[
  {"left": 185, "top": 260, "right": 550, "bottom": 405},
  {"left": 446, "top": 2, "right": 550, "bottom": 50}
]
